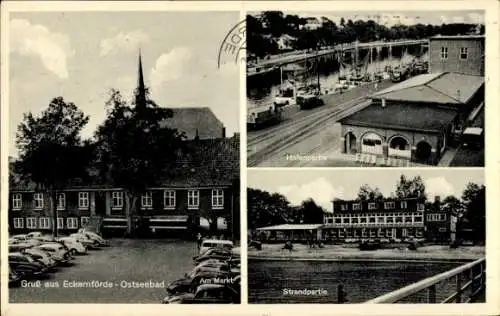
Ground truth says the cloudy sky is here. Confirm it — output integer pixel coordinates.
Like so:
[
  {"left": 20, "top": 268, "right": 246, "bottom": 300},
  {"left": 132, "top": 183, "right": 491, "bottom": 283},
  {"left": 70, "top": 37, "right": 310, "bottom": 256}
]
[
  {"left": 248, "top": 169, "right": 484, "bottom": 212},
  {"left": 8, "top": 11, "right": 240, "bottom": 157}
]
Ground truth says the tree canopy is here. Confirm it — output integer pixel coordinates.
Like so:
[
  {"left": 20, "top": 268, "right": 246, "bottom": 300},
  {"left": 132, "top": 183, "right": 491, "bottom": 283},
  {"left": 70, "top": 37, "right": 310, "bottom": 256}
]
[
  {"left": 247, "top": 12, "right": 484, "bottom": 57},
  {"left": 15, "top": 97, "right": 94, "bottom": 236}
]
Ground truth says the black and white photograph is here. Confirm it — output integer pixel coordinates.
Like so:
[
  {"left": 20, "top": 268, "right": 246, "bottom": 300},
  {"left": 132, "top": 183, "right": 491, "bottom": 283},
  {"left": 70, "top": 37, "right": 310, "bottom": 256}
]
[
  {"left": 247, "top": 169, "right": 486, "bottom": 303},
  {"left": 6, "top": 10, "right": 241, "bottom": 304},
  {"left": 247, "top": 11, "right": 485, "bottom": 167}
]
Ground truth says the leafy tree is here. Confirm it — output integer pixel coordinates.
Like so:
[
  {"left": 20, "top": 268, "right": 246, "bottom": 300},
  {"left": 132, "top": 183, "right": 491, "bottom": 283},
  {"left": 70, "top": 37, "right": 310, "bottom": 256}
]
[
  {"left": 461, "top": 183, "right": 486, "bottom": 243},
  {"left": 357, "top": 184, "right": 383, "bottom": 201},
  {"left": 298, "top": 198, "right": 326, "bottom": 224},
  {"left": 15, "top": 97, "right": 94, "bottom": 236},
  {"left": 247, "top": 188, "right": 291, "bottom": 230},
  {"left": 395, "top": 175, "right": 426, "bottom": 199},
  {"left": 94, "top": 85, "right": 185, "bottom": 236},
  {"left": 442, "top": 195, "right": 465, "bottom": 215}
]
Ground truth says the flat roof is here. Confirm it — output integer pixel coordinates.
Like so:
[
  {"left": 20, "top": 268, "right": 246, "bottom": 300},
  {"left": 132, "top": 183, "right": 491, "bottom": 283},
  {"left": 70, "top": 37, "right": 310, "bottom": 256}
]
[
  {"left": 370, "top": 72, "right": 484, "bottom": 105},
  {"left": 340, "top": 102, "right": 458, "bottom": 133},
  {"left": 256, "top": 224, "right": 324, "bottom": 231},
  {"left": 463, "top": 127, "right": 483, "bottom": 135}
]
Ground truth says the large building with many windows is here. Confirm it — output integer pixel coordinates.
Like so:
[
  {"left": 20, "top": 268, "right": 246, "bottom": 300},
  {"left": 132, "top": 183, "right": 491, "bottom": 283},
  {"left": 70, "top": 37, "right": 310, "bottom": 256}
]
[
  {"left": 8, "top": 135, "right": 240, "bottom": 237},
  {"left": 321, "top": 197, "right": 426, "bottom": 241}
]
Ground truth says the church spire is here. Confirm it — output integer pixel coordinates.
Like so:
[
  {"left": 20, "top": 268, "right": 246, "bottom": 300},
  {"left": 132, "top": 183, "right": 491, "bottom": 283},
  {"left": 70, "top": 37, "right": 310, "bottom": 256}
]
[{"left": 135, "top": 49, "right": 147, "bottom": 109}]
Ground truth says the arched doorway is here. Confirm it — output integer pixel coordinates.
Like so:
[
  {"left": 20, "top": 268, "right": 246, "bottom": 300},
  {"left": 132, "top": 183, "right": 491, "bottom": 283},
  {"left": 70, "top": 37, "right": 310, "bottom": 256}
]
[
  {"left": 415, "top": 141, "right": 432, "bottom": 162},
  {"left": 361, "top": 132, "right": 383, "bottom": 155},
  {"left": 344, "top": 132, "right": 357, "bottom": 154},
  {"left": 388, "top": 136, "right": 411, "bottom": 159}
]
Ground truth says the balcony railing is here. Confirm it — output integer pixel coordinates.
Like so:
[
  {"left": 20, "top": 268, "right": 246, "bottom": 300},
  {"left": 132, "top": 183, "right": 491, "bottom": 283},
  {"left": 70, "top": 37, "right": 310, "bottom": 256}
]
[
  {"left": 323, "top": 222, "right": 424, "bottom": 228},
  {"left": 365, "top": 258, "right": 485, "bottom": 303}
]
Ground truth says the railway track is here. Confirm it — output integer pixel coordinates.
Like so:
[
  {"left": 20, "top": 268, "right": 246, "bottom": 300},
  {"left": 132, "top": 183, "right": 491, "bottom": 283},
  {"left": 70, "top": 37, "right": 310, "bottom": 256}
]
[{"left": 247, "top": 98, "right": 371, "bottom": 166}]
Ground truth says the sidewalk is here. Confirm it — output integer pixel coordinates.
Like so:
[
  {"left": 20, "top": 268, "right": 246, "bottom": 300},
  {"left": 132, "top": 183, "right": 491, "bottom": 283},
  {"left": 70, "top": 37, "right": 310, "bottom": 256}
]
[{"left": 437, "top": 148, "right": 458, "bottom": 166}]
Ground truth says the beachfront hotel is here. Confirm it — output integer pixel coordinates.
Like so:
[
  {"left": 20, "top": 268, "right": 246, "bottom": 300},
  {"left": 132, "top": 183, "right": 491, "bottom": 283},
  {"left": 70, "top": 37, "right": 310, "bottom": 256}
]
[{"left": 322, "top": 197, "right": 425, "bottom": 240}]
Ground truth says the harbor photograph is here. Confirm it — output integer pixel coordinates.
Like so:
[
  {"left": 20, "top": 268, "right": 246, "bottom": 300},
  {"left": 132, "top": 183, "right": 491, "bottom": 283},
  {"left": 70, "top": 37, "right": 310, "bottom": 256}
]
[
  {"left": 247, "top": 169, "right": 485, "bottom": 303},
  {"left": 6, "top": 10, "right": 240, "bottom": 304},
  {"left": 246, "top": 11, "right": 485, "bottom": 167}
]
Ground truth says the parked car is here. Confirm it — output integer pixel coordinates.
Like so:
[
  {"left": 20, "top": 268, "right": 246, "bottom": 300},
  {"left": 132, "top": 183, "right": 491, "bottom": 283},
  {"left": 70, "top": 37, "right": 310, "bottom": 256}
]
[
  {"left": 199, "top": 239, "right": 233, "bottom": 255},
  {"left": 9, "top": 252, "right": 48, "bottom": 279},
  {"left": 11, "top": 234, "right": 30, "bottom": 242},
  {"left": 77, "top": 230, "right": 109, "bottom": 246},
  {"left": 163, "top": 284, "right": 240, "bottom": 304},
  {"left": 166, "top": 270, "right": 232, "bottom": 296},
  {"left": 69, "top": 233, "right": 98, "bottom": 248},
  {"left": 9, "top": 267, "right": 22, "bottom": 286},
  {"left": 35, "top": 243, "right": 73, "bottom": 264},
  {"left": 27, "top": 232, "right": 44, "bottom": 238},
  {"left": 193, "top": 249, "right": 235, "bottom": 265},
  {"left": 57, "top": 237, "right": 87, "bottom": 255},
  {"left": 23, "top": 248, "right": 57, "bottom": 270},
  {"left": 9, "top": 243, "right": 34, "bottom": 253}
]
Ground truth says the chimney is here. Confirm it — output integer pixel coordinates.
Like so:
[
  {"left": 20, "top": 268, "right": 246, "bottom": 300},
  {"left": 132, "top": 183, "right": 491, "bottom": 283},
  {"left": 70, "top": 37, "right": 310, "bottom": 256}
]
[
  {"left": 222, "top": 127, "right": 226, "bottom": 138},
  {"left": 434, "top": 195, "right": 441, "bottom": 204},
  {"left": 194, "top": 128, "right": 200, "bottom": 141}
]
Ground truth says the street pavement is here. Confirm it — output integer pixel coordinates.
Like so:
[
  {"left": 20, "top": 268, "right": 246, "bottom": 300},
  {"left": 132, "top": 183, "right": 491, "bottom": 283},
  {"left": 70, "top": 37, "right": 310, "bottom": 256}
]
[{"left": 9, "top": 238, "right": 198, "bottom": 303}]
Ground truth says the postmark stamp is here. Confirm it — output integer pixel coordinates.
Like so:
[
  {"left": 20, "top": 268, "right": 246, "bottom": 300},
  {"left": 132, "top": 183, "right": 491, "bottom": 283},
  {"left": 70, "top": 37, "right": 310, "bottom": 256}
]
[{"left": 218, "top": 19, "right": 246, "bottom": 68}]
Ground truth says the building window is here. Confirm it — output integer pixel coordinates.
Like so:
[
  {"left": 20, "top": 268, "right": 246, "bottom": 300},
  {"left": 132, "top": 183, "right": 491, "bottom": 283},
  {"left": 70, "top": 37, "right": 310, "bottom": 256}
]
[
  {"left": 57, "top": 193, "right": 66, "bottom": 210},
  {"left": 112, "top": 191, "right": 124, "bottom": 209},
  {"left": 342, "top": 217, "right": 350, "bottom": 224},
  {"left": 460, "top": 47, "right": 468, "bottom": 60},
  {"left": 188, "top": 190, "right": 199, "bottom": 209},
  {"left": 384, "top": 202, "right": 395, "bottom": 209},
  {"left": 57, "top": 218, "right": 64, "bottom": 229},
  {"left": 441, "top": 214, "right": 447, "bottom": 221},
  {"left": 395, "top": 216, "right": 403, "bottom": 223},
  {"left": 369, "top": 217, "right": 376, "bottom": 223},
  {"left": 414, "top": 216, "right": 423, "bottom": 223},
  {"left": 368, "top": 203, "right": 377, "bottom": 210},
  {"left": 377, "top": 217, "right": 385, "bottom": 223},
  {"left": 340, "top": 204, "right": 348, "bottom": 211},
  {"left": 360, "top": 217, "right": 367, "bottom": 223},
  {"left": 387, "top": 216, "right": 394, "bottom": 223},
  {"left": 352, "top": 218, "right": 359, "bottom": 224},
  {"left": 441, "top": 47, "right": 448, "bottom": 59},
  {"left": 67, "top": 218, "right": 78, "bottom": 229},
  {"left": 212, "top": 189, "right": 224, "bottom": 209},
  {"left": 335, "top": 218, "right": 342, "bottom": 224},
  {"left": 164, "top": 190, "right": 176, "bottom": 209},
  {"left": 34, "top": 193, "right": 44, "bottom": 209},
  {"left": 400, "top": 201, "right": 407, "bottom": 209},
  {"left": 404, "top": 216, "right": 412, "bottom": 223},
  {"left": 26, "top": 217, "right": 37, "bottom": 229},
  {"left": 141, "top": 191, "right": 153, "bottom": 208},
  {"left": 327, "top": 218, "right": 333, "bottom": 224},
  {"left": 13, "top": 218, "right": 24, "bottom": 228},
  {"left": 39, "top": 217, "right": 51, "bottom": 229},
  {"left": 352, "top": 203, "right": 361, "bottom": 211},
  {"left": 417, "top": 203, "right": 424, "bottom": 211},
  {"left": 12, "top": 194, "right": 22, "bottom": 210},
  {"left": 439, "top": 227, "right": 447, "bottom": 232},
  {"left": 81, "top": 217, "right": 90, "bottom": 227},
  {"left": 78, "top": 192, "right": 89, "bottom": 209}
]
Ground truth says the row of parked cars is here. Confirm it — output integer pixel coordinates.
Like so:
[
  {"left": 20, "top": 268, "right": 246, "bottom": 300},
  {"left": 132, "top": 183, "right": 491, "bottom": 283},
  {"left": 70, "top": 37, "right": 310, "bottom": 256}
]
[
  {"left": 8, "top": 230, "right": 110, "bottom": 286},
  {"left": 162, "top": 239, "right": 241, "bottom": 304}
]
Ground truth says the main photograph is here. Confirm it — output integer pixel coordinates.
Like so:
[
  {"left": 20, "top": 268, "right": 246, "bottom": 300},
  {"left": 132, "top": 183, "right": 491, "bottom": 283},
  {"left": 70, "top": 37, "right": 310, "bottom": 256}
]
[
  {"left": 7, "top": 11, "right": 240, "bottom": 304},
  {"left": 248, "top": 169, "right": 485, "bottom": 303},
  {"left": 247, "top": 11, "right": 485, "bottom": 167}
]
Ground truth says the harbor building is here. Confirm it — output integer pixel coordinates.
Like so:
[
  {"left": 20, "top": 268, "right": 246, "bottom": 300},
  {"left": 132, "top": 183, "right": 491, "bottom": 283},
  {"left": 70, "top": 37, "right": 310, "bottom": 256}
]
[
  {"left": 424, "top": 196, "right": 457, "bottom": 244},
  {"left": 339, "top": 35, "right": 484, "bottom": 165},
  {"left": 322, "top": 198, "right": 426, "bottom": 241},
  {"left": 428, "top": 35, "right": 484, "bottom": 76},
  {"left": 8, "top": 54, "right": 240, "bottom": 238}
]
